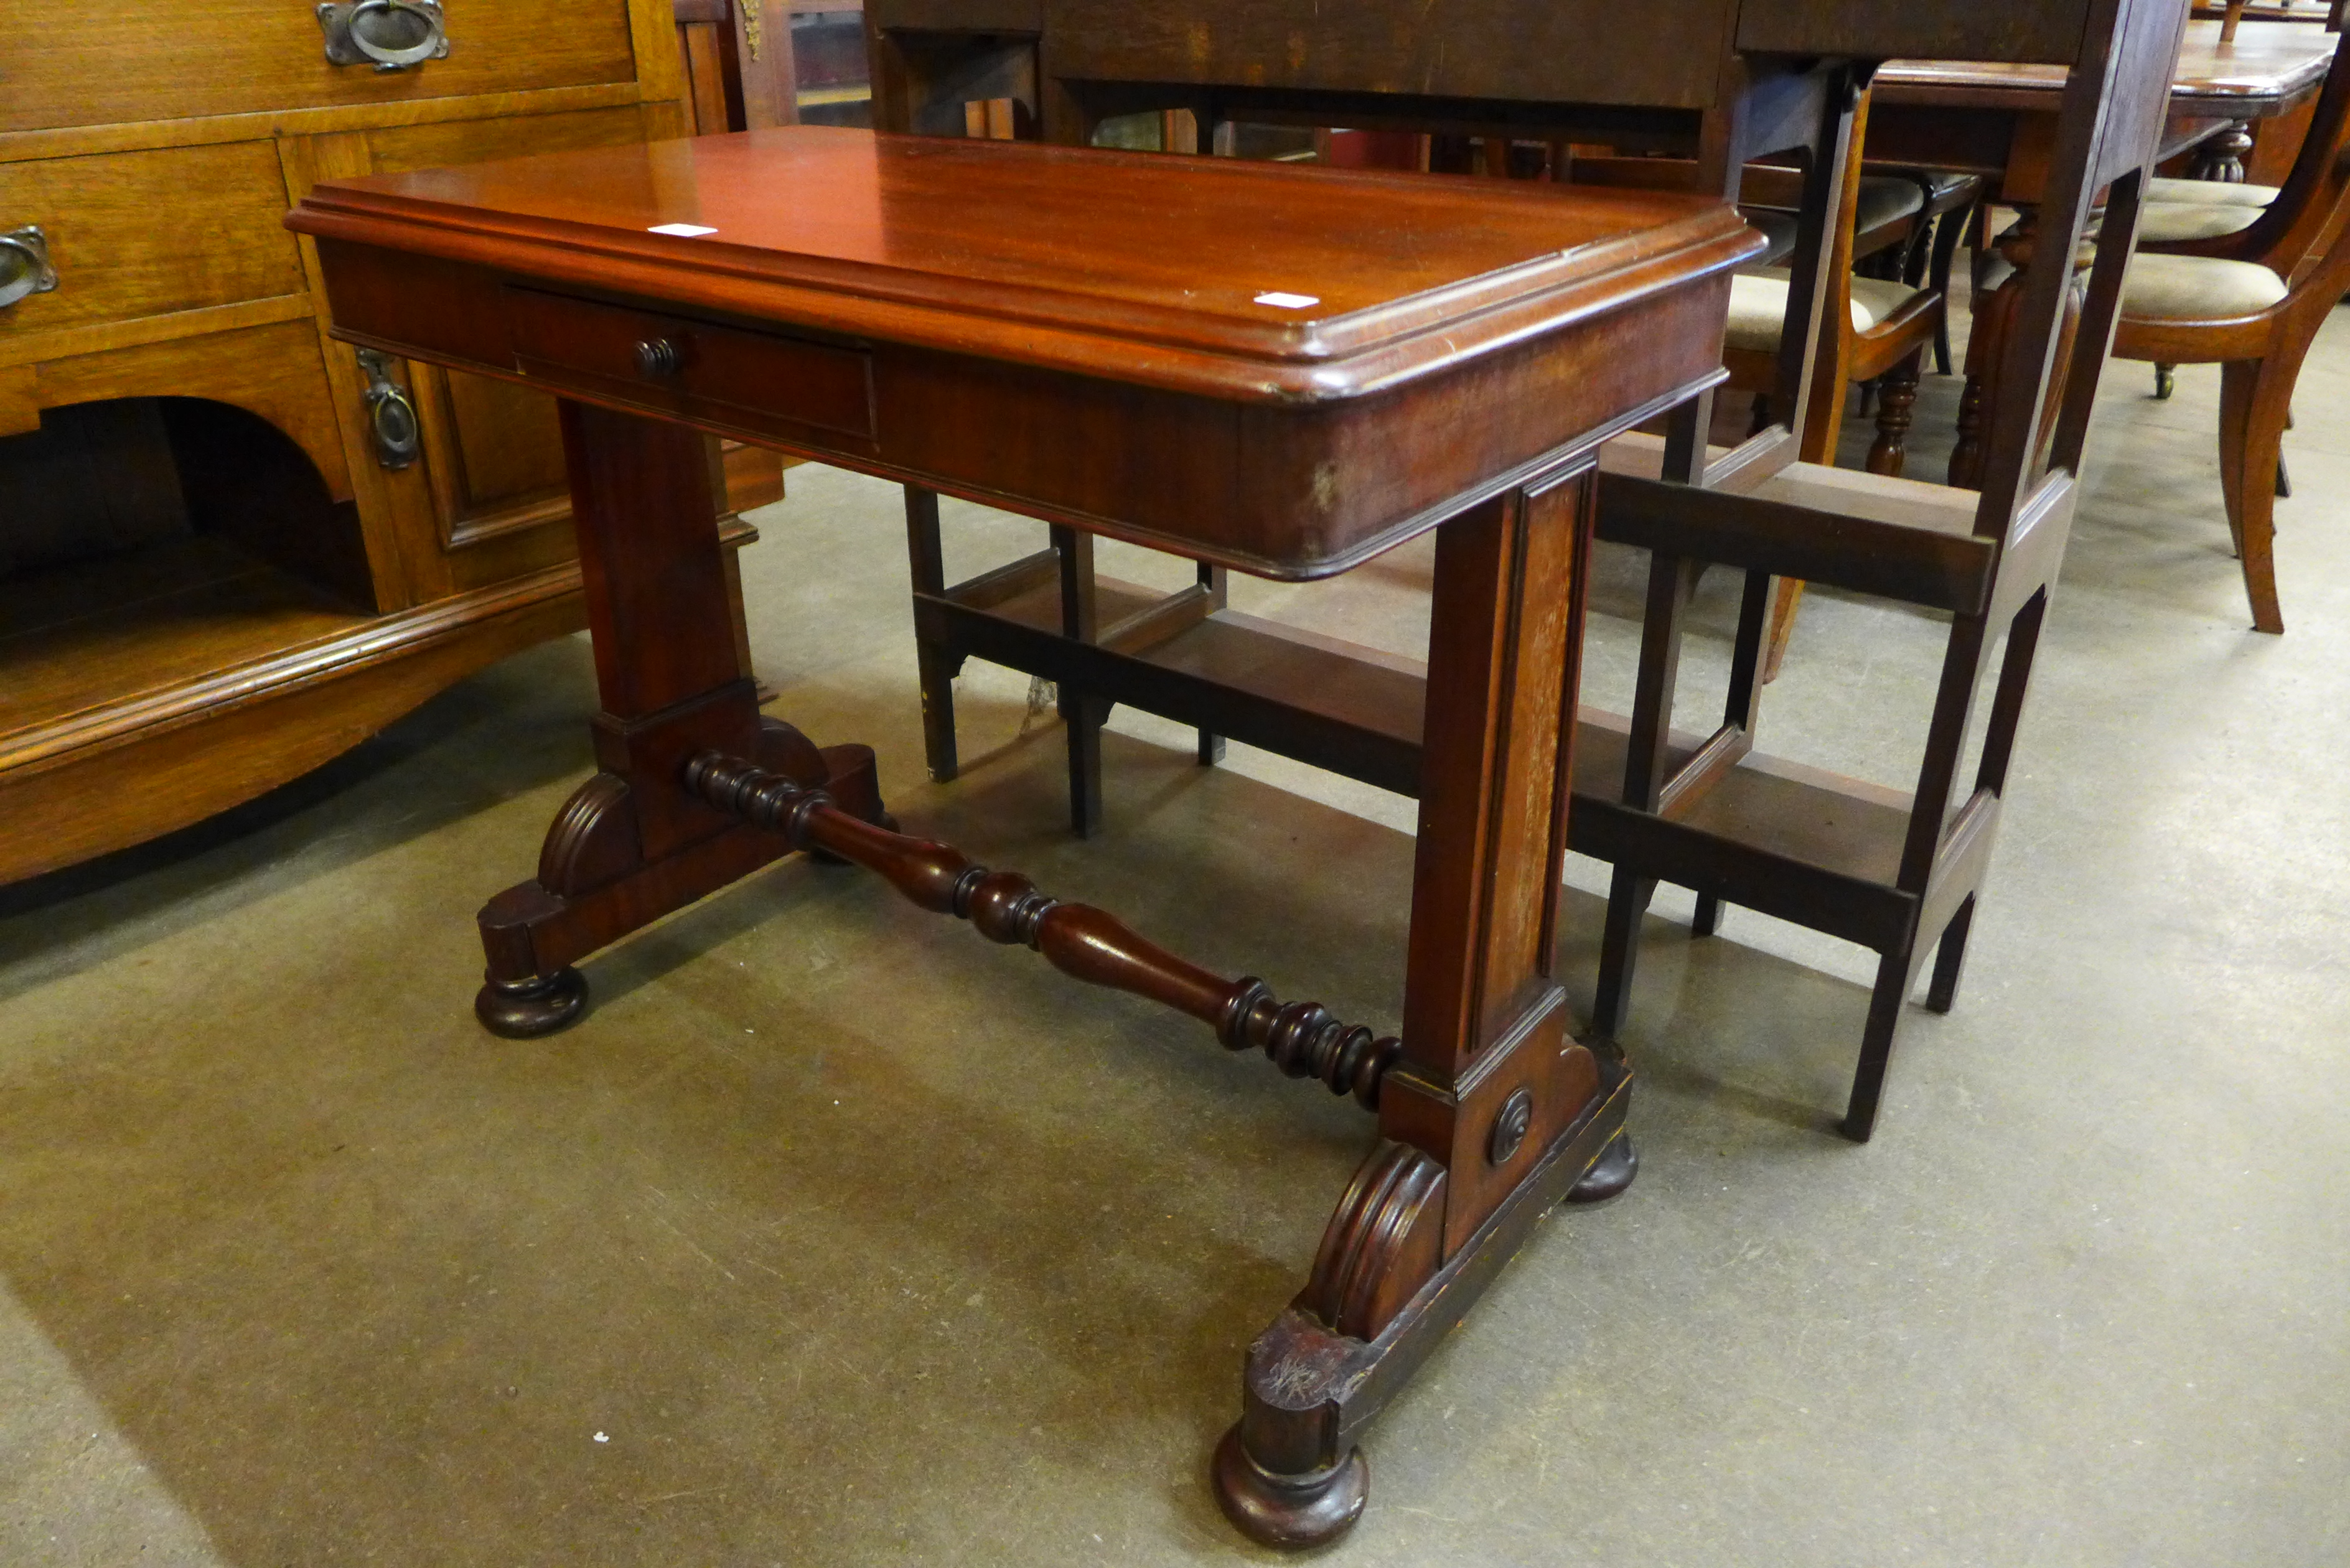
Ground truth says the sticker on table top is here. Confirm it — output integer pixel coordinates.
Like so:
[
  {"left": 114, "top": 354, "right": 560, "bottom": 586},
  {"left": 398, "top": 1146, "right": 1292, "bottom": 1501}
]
[
  {"left": 1253, "top": 291, "right": 1321, "bottom": 309},
  {"left": 648, "top": 223, "right": 719, "bottom": 237}
]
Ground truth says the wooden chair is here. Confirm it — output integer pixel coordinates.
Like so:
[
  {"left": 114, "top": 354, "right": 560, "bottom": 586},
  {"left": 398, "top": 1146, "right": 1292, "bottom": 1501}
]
[
  {"left": 1585, "top": 0, "right": 2190, "bottom": 1141},
  {"left": 2112, "top": 27, "right": 2350, "bottom": 632},
  {"left": 1725, "top": 95, "right": 1946, "bottom": 482}
]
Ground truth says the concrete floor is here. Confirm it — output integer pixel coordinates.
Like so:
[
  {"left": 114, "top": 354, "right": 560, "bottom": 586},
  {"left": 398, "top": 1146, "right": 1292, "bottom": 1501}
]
[{"left": 4, "top": 299, "right": 2348, "bottom": 1566}]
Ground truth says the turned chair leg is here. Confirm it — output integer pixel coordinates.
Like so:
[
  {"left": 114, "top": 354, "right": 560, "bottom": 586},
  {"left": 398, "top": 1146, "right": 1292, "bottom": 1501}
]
[{"left": 1866, "top": 350, "right": 1923, "bottom": 477}]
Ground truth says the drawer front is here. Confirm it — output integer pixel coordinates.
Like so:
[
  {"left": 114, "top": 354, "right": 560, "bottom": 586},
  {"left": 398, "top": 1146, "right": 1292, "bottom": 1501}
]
[
  {"left": 1, "top": 0, "right": 639, "bottom": 134},
  {"left": 510, "top": 290, "right": 874, "bottom": 447},
  {"left": 363, "top": 103, "right": 665, "bottom": 177},
  {"left": 0, "top": 142, "right": 306, "bottom": 340}
]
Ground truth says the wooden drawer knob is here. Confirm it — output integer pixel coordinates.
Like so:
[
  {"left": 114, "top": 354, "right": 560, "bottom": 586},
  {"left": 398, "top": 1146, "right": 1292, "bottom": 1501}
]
[{"left": 632, "top": 337, "right": 684, "bottom": 378}]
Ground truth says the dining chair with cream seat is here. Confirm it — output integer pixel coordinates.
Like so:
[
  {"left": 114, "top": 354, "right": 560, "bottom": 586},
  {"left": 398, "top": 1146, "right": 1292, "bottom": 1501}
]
[{"left": 2110, "top": 30, "right": 2350, "bottom": 632}]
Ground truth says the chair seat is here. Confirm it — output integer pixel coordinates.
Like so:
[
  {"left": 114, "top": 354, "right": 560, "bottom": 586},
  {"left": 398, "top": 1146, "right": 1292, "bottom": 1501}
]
[
  {"left": 1855, "top": 175, "right": 1928, "bottom": 234},
  {"left": 1870, "top": 165, "right": 1985, "bottom": 209},
  {"left": 2137, "top": 202, "right": 2264, "bottom": 243},
  {"left": 2122, "top": 252, "right": 2288, "bottom": 322},
  {"left": 1726, "top": 269, "right": 1929, "bottom": 352},
  {"left": 2145, "top": 174, "right": 2279, "bottom": 207}
]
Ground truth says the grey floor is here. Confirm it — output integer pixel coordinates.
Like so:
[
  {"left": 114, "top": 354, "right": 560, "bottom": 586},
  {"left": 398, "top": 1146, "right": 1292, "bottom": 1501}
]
[{"left": 4, "top": 304, "right": 2348, "bottom": 1567}]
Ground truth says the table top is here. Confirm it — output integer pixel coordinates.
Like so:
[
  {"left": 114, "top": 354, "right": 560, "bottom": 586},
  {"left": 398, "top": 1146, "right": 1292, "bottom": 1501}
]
[
  {"left": 1880, "top": 17, "right": 2336, "bottom": 116},
  {"left": 288, "top": 126, "right": 1757, "bottom": 405}
]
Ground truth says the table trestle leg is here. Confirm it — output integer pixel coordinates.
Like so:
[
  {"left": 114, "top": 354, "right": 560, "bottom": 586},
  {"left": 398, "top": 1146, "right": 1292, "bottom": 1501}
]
[{"left": 1216, "top": 465, "right": 1632, "bottom": 1549}]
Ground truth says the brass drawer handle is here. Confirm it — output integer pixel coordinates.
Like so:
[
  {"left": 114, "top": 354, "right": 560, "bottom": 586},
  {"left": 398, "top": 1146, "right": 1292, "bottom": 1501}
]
[
  {"left": 633, "top": 337, "right": 684, "bottom": 378},
  {"left": 0, "top": 226, "right": 58, "bottom": 310},
  {"left": 317, "top": 0, "right": 450, "bottom": 71},
  {"left": 356, "top": 349, "right": 421, "bottom": 470}
]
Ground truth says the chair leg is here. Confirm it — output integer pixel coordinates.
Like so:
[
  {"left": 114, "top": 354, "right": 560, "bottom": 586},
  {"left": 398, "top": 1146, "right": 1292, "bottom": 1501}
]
[
  {"left": 1927, "top": 202, "right": 1973, "bottom": 375},
  {"left": 1588, "top": 868, "right": 1657, "bottom": 1045},
  {"left": 904, "top": 487, "right": 962, "bottom": 783},
  {"left": 2217, "top": 358, "right": 2287, "bottom": 633},
  {"left": 2154, "top": 363, "right": 2175, "bottom": 399},
  {"left": 1866, "top": 349, "right": 1923, "bottom": 477},
  {"left": 1761, "top": 574, "right": 1807, "bottom": 684},
  {"left": 1062, "top": 691, "right": 1106, "bottom": 838},
  {"left": 1840, "top": 948, "right": 1914, "bottom": 1143},
  {"left": 1691, "top": 893, "right": 1724, "bottom": 936},
  {"left": 1925, "top": 895, "right": 1977, "bottom": 1013}
]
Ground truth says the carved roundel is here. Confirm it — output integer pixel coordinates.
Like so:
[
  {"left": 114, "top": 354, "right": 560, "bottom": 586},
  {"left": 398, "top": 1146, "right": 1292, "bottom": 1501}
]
[{"left": 1487, "top": 1087, "right": 1534, "bottom": 1167}]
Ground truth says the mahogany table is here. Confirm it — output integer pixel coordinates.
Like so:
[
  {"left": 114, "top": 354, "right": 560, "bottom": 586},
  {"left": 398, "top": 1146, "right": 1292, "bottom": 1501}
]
[
  {"left": 1873, "top": 16, "right": 2338, "bottom": 482},
  {"left": 288, "top": 126, "right": 1760, "bottom": 1548}
]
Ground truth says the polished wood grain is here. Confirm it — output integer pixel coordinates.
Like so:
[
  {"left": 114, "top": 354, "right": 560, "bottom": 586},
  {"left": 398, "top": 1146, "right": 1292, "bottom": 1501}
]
[
  {"left": 293, "top": 128, "right": 1752, "bottom": 401},
  {"left": 0, "top": 0, "right": 744, "bottom": 889},
  {"left": 1881, "top": 18, "right": 2335, "bottom": 118},
  {"left": 0, "top": 142, "right": 306, "bottom": 339},
  {"left": 294, "top": 128, "right": 1756, "bottom": 576},
  {"left": 0, "top": 0, "right": 641, "bottom": 134},
  {"left": 295, "top": 127, "right": 1736, "bottom": 1547}
]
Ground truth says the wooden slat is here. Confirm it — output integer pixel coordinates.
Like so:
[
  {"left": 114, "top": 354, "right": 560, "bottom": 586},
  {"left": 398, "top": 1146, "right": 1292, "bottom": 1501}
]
[{"left": 1598, "top": 470, "right": 1996, "bottom": 612}]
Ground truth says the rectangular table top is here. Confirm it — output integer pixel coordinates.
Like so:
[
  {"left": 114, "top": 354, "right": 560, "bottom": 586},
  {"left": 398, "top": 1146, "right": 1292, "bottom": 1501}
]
[
  {"left": 288, "top": 126, "right": 1756, "bottom": 406},
  {"left": 1880, "top": 16, "right": 2336, "bottom": 116}
]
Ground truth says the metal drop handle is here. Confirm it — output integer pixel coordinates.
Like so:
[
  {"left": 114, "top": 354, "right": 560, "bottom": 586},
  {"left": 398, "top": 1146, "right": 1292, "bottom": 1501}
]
[
  {"left": 356, "top": 349, "right": 421, "bottom": 470},
  {"left": 0, "top": 226, "right": 58, "bottom": 310},
  {"left": 317, "top": 0, "right": 451, "bottom": 71}
]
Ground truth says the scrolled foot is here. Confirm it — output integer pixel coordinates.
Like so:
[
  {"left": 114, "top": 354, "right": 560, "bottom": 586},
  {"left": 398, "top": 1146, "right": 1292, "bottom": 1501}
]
[
  {"left": 1563, "top": 1131, "right": 1637, "bottom": 1205},
  {"left": 1211, "top": 1426, "right": 1367, "bottom": 1550},
  {"left": 475, "top": 968, "right": 588, "bottom": 1038}
]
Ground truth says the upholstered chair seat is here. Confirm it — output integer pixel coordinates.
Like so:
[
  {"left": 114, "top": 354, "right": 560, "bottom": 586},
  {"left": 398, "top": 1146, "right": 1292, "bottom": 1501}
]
[
  {"left": 2145, "top": 174, "right": 2280, "bottom": 207},
  {"left": 2123, "top": 253, "right": 2290, "bottom": 320},
  {"left": 1726, "top": 268, "right": 1929, "bottom": 352},
  {"left": 2136, "top": 201, "right": 2264, "bottom": 243}
]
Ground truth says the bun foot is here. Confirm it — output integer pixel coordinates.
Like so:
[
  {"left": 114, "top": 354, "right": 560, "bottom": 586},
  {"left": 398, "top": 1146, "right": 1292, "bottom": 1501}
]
[
  {"left": 1211, "top": 1425, "right": 1367, "bottom": 1550},
  {"left": 1563, "top": 1131, "right": 1637, "bottom": 1205},
  {"left": 475, "top": 968, "right": 588, "bottom": 1038}
]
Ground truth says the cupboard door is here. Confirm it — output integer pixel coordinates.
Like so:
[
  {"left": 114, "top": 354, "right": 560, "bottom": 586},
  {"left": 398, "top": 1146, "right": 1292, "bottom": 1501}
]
[{"left": 0, "top": 0, "right": 640, "bottom": 134}]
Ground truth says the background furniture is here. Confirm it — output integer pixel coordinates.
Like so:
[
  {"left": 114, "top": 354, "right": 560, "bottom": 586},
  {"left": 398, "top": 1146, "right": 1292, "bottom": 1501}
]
[
  {"left": 868, "top": 0, "right": 1869, "bottom": 839},
  {"left": 2115, "top": 32, "right": 2350, "bottom": 631},
  {"left": 1873, "top": 15, "right": 2338, "bottom": 485},
  {"left": 291, "top": 126, "right": 1757, "bottom": 1549},
  {"left": 0, "top": 0, "right": 783, "bottom": 888},
  {"left": 1585, "top": 0, "right": 2189, "bottom": 1140}
]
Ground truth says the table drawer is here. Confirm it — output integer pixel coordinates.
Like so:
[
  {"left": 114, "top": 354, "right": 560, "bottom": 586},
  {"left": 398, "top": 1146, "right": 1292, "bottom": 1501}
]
[
  {"left": 510, "top": 290, "right": 874, "bottom": 446},
  {"left": 0, "top": 142, "right": 306, "bottom": 342},
  {"left": 3, "top": 0, "right": 639, "bottom": 134}
]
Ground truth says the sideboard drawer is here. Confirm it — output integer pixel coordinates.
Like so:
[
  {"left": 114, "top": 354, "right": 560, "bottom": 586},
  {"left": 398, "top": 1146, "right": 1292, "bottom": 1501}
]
[
  {"left": 4, "top": 0, "right": 639, "bottom": 134},
  {"left": 0, "top": 142, "right": 306, "bottom": 341},
  {"left": 510, "top": 290, "right": 875, "bottom": 447}
]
